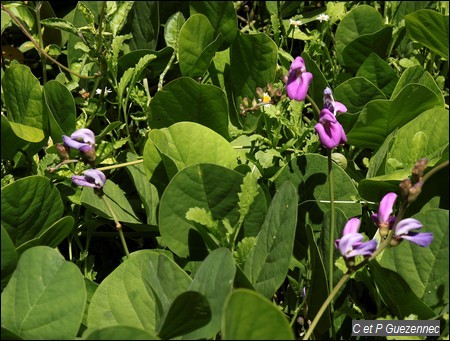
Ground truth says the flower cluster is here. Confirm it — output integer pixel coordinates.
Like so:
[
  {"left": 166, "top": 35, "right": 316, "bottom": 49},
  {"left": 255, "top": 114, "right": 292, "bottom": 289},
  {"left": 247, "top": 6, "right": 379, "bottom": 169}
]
[{"left": 59, "top": 128, "right": 106, "bottom": 190}]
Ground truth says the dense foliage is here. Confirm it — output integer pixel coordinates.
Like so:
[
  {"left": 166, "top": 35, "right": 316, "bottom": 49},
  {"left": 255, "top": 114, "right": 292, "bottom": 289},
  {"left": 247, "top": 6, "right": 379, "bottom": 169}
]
[{"left": 1, "top": 1, "right": 448, "bottom": 340}]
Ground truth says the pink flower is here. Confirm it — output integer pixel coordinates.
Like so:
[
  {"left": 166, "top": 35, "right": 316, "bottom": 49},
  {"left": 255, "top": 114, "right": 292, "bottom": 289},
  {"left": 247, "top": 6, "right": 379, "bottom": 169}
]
[
  {"left": 72, "top": 169, "right": 106, "bottom": 189},
  {"left": 286, "top": 57, "right": 313, "bottom": 101},
  {"left": 335, "top": 218, "right": 377, "bottom": 258}
]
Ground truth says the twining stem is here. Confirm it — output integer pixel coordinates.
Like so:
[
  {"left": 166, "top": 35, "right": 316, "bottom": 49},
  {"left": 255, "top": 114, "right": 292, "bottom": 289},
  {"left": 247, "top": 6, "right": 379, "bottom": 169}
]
[
  {"left": 1, "top": 4, "right": 97, "bottom": 79},
  {"left": 327, "top": 149, "right": 336, "bottom": 339},
  {"left": 100, "top": 194, "right": 130, "bottom": 258},
  {"left": 158, "top": 53, "right": 176, "bottom": 91}
]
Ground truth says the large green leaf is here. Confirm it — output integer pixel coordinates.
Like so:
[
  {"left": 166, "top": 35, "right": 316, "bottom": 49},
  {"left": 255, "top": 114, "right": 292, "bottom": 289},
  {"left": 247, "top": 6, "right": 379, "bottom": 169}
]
[
  {"left": 190, "top": 1, "right": 238, "bottom": 50},
  {"left": 148, "top": 77, "right": 230, "bottom": 139},
  {"left": 156, "top": 291, "right": 211, "bottom": 340},
  {"left": 158, "top": 164, "right": 268, "bottom": 258},
  {"left": 147, "top": 122, "right": 237, "bottom": 178},
  {"left": 1, "top": 115, "right": 28, "bottom": 160},
  {"left": 380, "top": 209, "right": 448, "bottom": 311},
  {"left": 335, "top": 5, "right": 385, "bottom": 65},
  {"left": 1, "top": 226, "right": 18, "bottom": 290},
  {"left": 347, "top": 84, "right": 442, "bottom": 149},
  {"left": 230, "top": 31, "right": 278, "bottom": 132},
  {"left": 44, "top": 80, "right": 76, "bottom": 143},
  {"left": 82, "top": 326, "right": 159, "bottom": 340},
  {"left": 359, "top": 107, "right": 449, "bottom": 201},
  {"left": 80, "top": 179, "right": 142, "bottom": 226},
  {"left": 1, "top": 246, "right": 86, "bottom": 340},
  {"left": 183, "top": 248, "right": 236, "bottom": 340},
  {"left": 370, "top": 261, "right": 435, "bottom": 319},
  {"left": 274, "top": 154, "right": 361, "bottom": 232},
  {"left": 341, "top": 26, "right": 393, "bottom": 73},
  {"left": 222, "top": 289, "right": 294, "bottom": 340},
  {"left": 405, "top": 9, "right": 448, "bottom": 60},
  {"left": 334, "top": 76, "right": 386, "bottom": 132},
  {"left": 2, "top": 64, "right": 45, "bottom": 142},
  {"left": 178, "top": 14, "right": 222, "bottom": 78},
  {"left": 243, "top": 182, "right": 298, "bottom": 299},
  {"left": 1, "top": 176, "right": 64, "bottom": 247},
  {"left": 163, "top": 12, "right": 185, "bottom": 52},
  {"left": 88, "top": 250, "right": 191, "bottom": 334}
]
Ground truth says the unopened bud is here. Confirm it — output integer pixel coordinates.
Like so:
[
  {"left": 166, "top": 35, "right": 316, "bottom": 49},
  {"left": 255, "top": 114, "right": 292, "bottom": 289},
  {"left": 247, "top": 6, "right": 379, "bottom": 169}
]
[
  {"left": 56, "top": 143, "right": 70, "bottom": 160},
  {"left": 389, "top": 237, "right": 401, "bottom": 247},
  {"left": 255, "top": 87, "right": 264, "bottom": 99},
  {"left": 408, "top": 181, "right": 423, "bottom": 202},
  {"left": 252, "top": 98, "right": 258, "bottom": 107},
  {"left": 412, "top": 158, "right": 428, "bottom": 182},
  {"left": 267, "top": 83, "right": 275, "bottom": 96},
  {"left": 243, "top": 97, "right": 249, "bottom": 107},
  {"left": 399, "top": 178, "right": 412, "bottom": 199},
  {"left": 281, "top": 74, "right": 288, "bottom": 84},
  {"left": 379, "top": 225, "right": 389, "bottom": 239}
]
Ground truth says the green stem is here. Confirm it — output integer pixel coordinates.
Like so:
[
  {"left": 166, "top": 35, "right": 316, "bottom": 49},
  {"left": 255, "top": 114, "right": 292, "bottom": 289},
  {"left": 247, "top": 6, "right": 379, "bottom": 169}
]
[
  {"left": 306, "top": 93, "right": 321, "bottom": 122},
  {"left": 158, "top": 53, "right": 176, "bottom": 91},
  {"left": 327, "top": 149, "right": 336, "bottom": 339},
  {"left": 100, "top": 193, "right": 130, "bottom": 258},
  {"left": 35, "top": 2, "right": 47, "bottom": 84},
  {"left": 303, "top": 273, "right": 350, "bottom": 340},
  {"left": 96, "top": 159, "right": 143, "bottom": 171}
]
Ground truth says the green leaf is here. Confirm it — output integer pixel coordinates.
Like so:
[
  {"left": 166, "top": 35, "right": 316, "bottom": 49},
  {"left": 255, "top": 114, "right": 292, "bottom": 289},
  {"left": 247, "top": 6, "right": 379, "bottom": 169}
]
[
  {"left": 230, "top": 32, "right": 278, "bottom": 132},
  {"left": 148, "top": 78, "right": 230, "bottom": 139},
  {"left": 2, "top": 64, "right": 45, "bottom": 142},
  {"left": 371, "top": 261, "right": 435, "bottom": 319},
  {"left": 82, "top": 326, "right": 159, "bottom": 340},
  {"left": 222, "top": 289, "right": 294, "bottom": 340},
  {"left": 121, "top": 1, "right": 159, "bottom": 50},
  {"left": 347, "top": 84, "right": 442, "bottom": 149},
  {"left": 380, "top": 209, "right": 448, "bottom": 311},
  {"left": 405, "top": 9, "right": 448, "bottom": 60},
  {"left": 87, "top": 251, "right": 158, "bottom": 331},
  {"left": 123, "top": 152, "right": 159, "bottom": 226},
  {"left": 335, "top": 5, "right": 385, "bottom": 65},
  {"left": 178, "top": 14, "right": 223, "bottom": 78},
  {"left": 341, "top": 26, "right": 393, "bottom": 73},
  {"left": 1, "top": 176, "right": 64, "bottom": 248},
  {"left": 1, "top": 115, "right": 27, "bottom": 160},
  {"left": 44, "top": 80, "right": 76, "bottom": 143},
  {"left": 158, "top": 164, "right": 267, "bottom": 258},
  {"left": 40, "top": 17, "right": 78, "bottom": 35},
  {"left": 157, "top": 291, "right": 211, "bottom": 340},
  {"left": 1, "top": 246, "right": 86, "bottom": 339},
  {"left": 164, "top": 11, "right": 185, "bottom": 52},
  {"left": 108, "top": 1, "right": 134, "bottom": 36},
  {"left": 1, "top": 226, "right": 18, "bottom": 290},
  {"left": 356, "top": 52, "right": 399, "bottom": 97},
  {"left": 148, "top": 122, "right": 237, "bottom": 178},
  {"left": 117, "top": 46, "right": 173, "bottom": 79},
  {"left": 183, "top": 248, "right": 236, "bottom": 340},
  {"left": 274, "top": 154, "right": 361, "bottom": 233},
  {"left": 334, "top": 76, "right": 386, "bottom": 132},
  {"left": 243, "top": 182, "right": 298, "bottom": 299},
  {"left": 190, "top": 1, "right": 238, "bottom": 50},
  {"left": 80, "top": 180, "right": 142, "bottom": 226},
  {"left": 305, "top": 223, "right": 332, "bottom": 334}
]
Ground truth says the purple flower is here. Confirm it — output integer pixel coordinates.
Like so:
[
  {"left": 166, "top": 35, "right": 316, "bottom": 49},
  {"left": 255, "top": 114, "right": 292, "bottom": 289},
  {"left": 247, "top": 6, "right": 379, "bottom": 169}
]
[
  {"left": 371, "top": 192, "right": 398, "bottom": 229},
  {"left": 335, "top": 218, "right": 377, "bottom": 258},
  {"left": 286, "top": 57, "right": 313, "bottom": 101},
  {"left": 72, "top": 169, "right": 106, "bottom": 189},
  {"left": 393, "top": 218, "right": 433, "bottom": 247},
  {"left": 314, "top": 109, "right": 347, "bottom": 149},
  {"left": 62, "top": 128, "right": 95, "bottom": 150},
  {"left": 323, "top": 87, "right": 347, "bottom": 116}
]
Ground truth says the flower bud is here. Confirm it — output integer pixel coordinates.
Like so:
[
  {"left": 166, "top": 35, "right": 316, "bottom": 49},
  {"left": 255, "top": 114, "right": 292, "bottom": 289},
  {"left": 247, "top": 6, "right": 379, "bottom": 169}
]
[
  {"left": 243, "top": 97, "right": 249, "bottom": 107},
  {"left": 399, "top": 178, "right": 412, "bottom": 199},
  {"left": 412, "top": 158, "right": 428, "bottom": 183},
  {"left": 255, "top": 87, "right": 264, "bottom": 99},
  {"left": 56, "top": 143, "right": 70, "bottom": 160},
  {"left": 378, "top": 225, "right": 389, "bottom": 239},
  {"left": 408, "top": 181, "right": 423, "bottom": 202}
]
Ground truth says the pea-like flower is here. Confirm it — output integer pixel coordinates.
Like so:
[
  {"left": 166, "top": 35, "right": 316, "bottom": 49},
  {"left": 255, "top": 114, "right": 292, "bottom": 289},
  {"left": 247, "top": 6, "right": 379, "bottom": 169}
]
[
  {"left": 371, "top": 192, "right": 397, "bottom": 230},
  {"left": 315, "top": 87, "right": 347, "bottom": 149},
  {"left": 62, "top": 128, "right": 96, "bottom": 162},
  {"left": 286, "top": 56, "right": 313, "bottom": 101},
  {"left": 72, "top": 169, "right": 106, "bottom": 189},
  {"left": 391, "top": 218, "right": 433, "bottom": 247},
  {"left": 335, "top": 218, "right": 378, "bottom": 259}
]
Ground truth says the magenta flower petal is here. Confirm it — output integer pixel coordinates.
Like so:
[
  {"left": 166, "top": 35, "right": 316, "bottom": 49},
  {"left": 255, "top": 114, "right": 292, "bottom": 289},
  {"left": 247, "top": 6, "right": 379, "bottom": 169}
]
[
  {"left": 286, "top": 57, "right": 313, "bottom": 101},
  {"left": 395, "top": 218, "right": 423, "bottom": 235},
  {"left": 315, "top": 109, "right": 347, "bottom": 149},
  {"left": 343, "top": 217, "right": 361, "bottom": 235},
  {"left": 394, "top": 218, "right": 433, "bottom": 247},
  {"left": 70, "top": 128, "right": 96, "bottom": 145},
  {"left": 372, "top": 192, "right": 398, "bottom": 226},
  {"left": 334, "top": 101, "right": 347, "bottom": 114}
]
